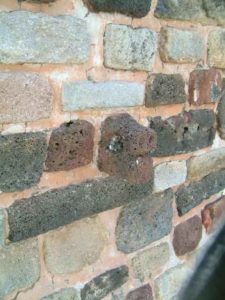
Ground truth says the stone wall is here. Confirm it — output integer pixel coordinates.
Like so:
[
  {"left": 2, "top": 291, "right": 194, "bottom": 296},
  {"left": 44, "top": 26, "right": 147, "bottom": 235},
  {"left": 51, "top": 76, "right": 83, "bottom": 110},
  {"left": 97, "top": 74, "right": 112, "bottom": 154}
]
[{"left": 1, "top": 0, "right": 225, "bottom": 299}]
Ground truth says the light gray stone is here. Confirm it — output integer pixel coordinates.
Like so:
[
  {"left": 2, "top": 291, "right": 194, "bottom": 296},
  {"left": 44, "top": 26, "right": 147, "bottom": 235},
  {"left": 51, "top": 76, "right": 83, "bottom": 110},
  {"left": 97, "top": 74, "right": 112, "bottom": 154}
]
[
  {"left": 0, "top": 11, "right": 89, "bottom": 64},
  {"left": 208, "top": 29, "right": 225, "bottom": 69},
  {"left": 40, "top": 288, "right": 79, "bottom": 300},
  {"left": 62, "top": 81, "right": 145, "bottom": 111},
  {"left": 104, "top": 24, "right": 157, "bottom": 71},
  {"left": 0, "top": 209, "right": 6, "bottom": 246}
]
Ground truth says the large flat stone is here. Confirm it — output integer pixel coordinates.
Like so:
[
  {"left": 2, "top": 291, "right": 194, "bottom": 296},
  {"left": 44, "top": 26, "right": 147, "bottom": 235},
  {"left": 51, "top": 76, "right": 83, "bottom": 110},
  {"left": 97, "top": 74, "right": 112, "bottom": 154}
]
[
  {"left": 203, "top": 0, "right": 225, "bottom": 25},
  {"left": 208, "top": 29, "right": 225, "bottom": 69}
]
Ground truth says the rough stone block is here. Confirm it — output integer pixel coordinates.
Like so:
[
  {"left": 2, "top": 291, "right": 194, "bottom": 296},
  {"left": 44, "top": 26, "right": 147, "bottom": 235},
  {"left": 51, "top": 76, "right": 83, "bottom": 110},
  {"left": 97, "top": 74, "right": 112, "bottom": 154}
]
[
  {"left": 40, "top": 288, "right": 79, "bottom": 300},
  {"left": 81, "top": 266, "right": 129, "bottom": 300},
  {"left": 149, "top": 109, "right": 216, "bottom": 157},
  {"left": 62, "top": 81, "right": 145, "bottom": 111},
  {"left": 125, "top": 285, "right": 153, "bottom": 300},
  {"left": 217, "top": 87, "right": 225, "bottom": 139},
  {"left": 203, "top": 0, "right": 225, "bottom": 25},
  {"left": 104, "top": 24, "right": 157, "bottom": 71},
  {"left": 208, "top": 29, "right": 225, "bottom": 69},
  {"left": 176, "top": 169, "right": 225, "bottom": 216},
  {"left": 0, "top": 72, "right": 53, "bottom": 124},
  {"left": 7, "top": 176, "right": 153, "bottom": 242},
  {"left": 45, "top": 120, "right": 94, "bottom": 172},
  {"left": 98, "top": 113, "right": 156, "bottom": 183},
  {"left": 0, "top": 132, "right": 47, "bottom": 192},
  {"left": 116, "top": 189, "right": 173, "bottom": 253},
  {"left": 159, "top": 27, "right": 205, "bottom": 63},
  {"left": 189, "top": 68, "right": 222, "bottom": 106},
  {"left": 145, "top": 73, "right": 186, "bottom": 107},
  {"left": 0, "top": 11, "right": 89, "bottom": 64}
]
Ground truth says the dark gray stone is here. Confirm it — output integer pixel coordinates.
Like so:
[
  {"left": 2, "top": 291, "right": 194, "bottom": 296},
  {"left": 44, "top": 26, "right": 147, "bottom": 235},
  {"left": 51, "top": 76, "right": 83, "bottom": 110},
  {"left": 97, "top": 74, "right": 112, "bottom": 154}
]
[
  {"left": 149, "top": 110, "right": 216, "bottom": 157},
  {"left": 0, "top": 132, "right": 47, "bottom": 192},
  {"left": 7, "top": 176, "right": 153, "bottom": 242},
  {"left": 203, "top": 0, "right": 225, "bottom": 24},
  {"left": 176, "top": 169, "right": 225, "bottom": 216},
  {"left": 81, "top": 266, "right": 128, "bottom": 300},
  {"left": 116, "top": 189, "right": 173, "bottom": 253}
]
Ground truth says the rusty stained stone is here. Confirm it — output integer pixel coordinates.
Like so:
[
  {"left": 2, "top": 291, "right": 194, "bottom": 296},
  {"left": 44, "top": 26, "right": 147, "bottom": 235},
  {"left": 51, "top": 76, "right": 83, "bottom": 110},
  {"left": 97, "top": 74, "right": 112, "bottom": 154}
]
[
  {"left": 98, "top": 113, "right": 156, "bottom": 183},
  {"left": 189, "top": 68, "right": 222, "bottom": 106},
  {"left": 45, "top": 120, "right": 94, "bottom": 172}
]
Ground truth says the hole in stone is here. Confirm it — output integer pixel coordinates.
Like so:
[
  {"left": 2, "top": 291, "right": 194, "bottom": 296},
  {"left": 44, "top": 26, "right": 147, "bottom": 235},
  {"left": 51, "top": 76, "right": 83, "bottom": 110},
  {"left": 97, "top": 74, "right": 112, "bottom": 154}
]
[
  {"left": 184, "top": 126, "right": 189, "bottom": 134},
  {"left": 66, "top": 121, "right": 73, "bottom": 127}
]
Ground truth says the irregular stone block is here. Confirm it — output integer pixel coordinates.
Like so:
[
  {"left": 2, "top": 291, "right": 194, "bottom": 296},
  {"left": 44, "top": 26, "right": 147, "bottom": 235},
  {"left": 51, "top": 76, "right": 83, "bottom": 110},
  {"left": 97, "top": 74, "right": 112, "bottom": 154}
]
[
  {"left": 116, "top": 189, "right": 173, "bottom": 253},
  {"left": 40, "top": 288, "right": 79, "bottom": 300},
  {"left": 188, "top": 68, "right": 222, "bottom": 106},
  {"left": 176, "top": 169, "right": 225, "bottom": 216},
  {"left": 98, "top": 113, "right": 156, "bottom": 183},
  {"left": 159, "top": 27, "right": 205, "bottom": 63},
  {"left": 62, "top": 81, "right": 145, "bottom": 111},
  {"left": 0, "top": 239, "right": 40, "bottom": 298},
  {"left": 0, "top": 132, "right": 47, "bottom": 192},
  {"left": 45, "top": 120, "right": 94, "bottom": 172},
  {"left": 208, "top": 29, "right": 225, "bottom": 69},
  {"left": 0, "top": 11, "right": 89, "bottom": 64},
  {"left": 126, "top": 285, "right": 153, "bottom": 300},
  {"left": 104, "top": 24, "right": 157, "bottom": 71},
  {"left": 203, "top": 0, "right": 225, "bottom": 25},
  {"left": 0, "top": 72, "right": 53, "bottom": 124},
  {"left": 173, "top": 215, "right": 202, "bottom": 256},
  {"left": 7, "top": 176, "right": 153, "bottom": 242},
  {"left": 217, "top": 87, "right": 225, "bottom": 139},
  {"left": 81, "top": 266, "right": 129, "bottom": 300},
  {"left": 145, "top": 73, "right": 186, "bottom": 107},
  {"left": 149, "top": 109, "right": 216, "bottom": 157},
  {"left": 83, "top": 0, "right": 151, "bottom": 18}
]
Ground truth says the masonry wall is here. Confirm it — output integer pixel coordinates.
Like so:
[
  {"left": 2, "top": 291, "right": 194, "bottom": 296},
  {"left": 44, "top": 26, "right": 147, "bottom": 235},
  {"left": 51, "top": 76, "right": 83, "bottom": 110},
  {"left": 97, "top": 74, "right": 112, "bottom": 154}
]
[{"left": 1, "top": 0, "right": 225, "bottom": 299}]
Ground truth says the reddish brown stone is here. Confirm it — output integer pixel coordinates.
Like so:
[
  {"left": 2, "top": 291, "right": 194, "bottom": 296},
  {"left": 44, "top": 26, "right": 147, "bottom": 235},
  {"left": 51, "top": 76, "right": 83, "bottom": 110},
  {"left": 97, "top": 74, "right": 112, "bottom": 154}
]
[
  {"left": 126, "top": 284, "right": 153, "bottom": 300},
  {"left": 173, "top": 215, "right": 202, "bottom": 256},
  {"left": 45, "top": 120, "right": 94, "bottom": 172},
  {"left": 98, "top": 113, "right": 156, "bottom": 183},
  {"left": 189, "top": 68, "right": 222, "bottom": 106},
  {"left": 202, "top": 196, "right": 225, "bottom": 233}
]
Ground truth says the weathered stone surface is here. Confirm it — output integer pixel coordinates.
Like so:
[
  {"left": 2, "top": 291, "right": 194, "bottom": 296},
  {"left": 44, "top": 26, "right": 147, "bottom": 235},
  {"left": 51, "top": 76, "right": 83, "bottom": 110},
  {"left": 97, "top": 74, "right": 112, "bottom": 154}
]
[
  {"left": 217, "top": 87, "right": 225, "bottom": 139},
  {"left": 116, "top": 189, "right": 173, "bottom": 253},
  {"left": 159, "top": 27, "right": 204, "bottom": 63},
  {"left": 173, "top": 216, "right": 202, "bottom": 256},
  {"left": 145, "top": 73, "right": 186, "bottom": 107},
  {"left": 45, "top": 120, "right": 94, "bottom": 172},
  {"left": 20, "top": 0, "right": 55, "bottom": 2},
  {"left": 104, "top": 24, "right": 157, "bottom": 71},
  {"left": 203, "top": 0, "right": 225, "bottom": 25},
  {"left": 81, "top": 266, "right": 129, "bottom": 300},
  {"left": 154, "top": 161, "right": 187, "bottom": 192},
  {"left": 149, "top": 109, "right": 216, "bottom": 157},
  {"left": 132, "top": 243, "right": 170, "bottom": 281},
  {"left": 126, "top": 285, "right": 153, "bottom": 300},
  {"left": 40, "top": 288, "right": 79, "bottom": 300},
  {"left": 189, "top": 68, "right": 222, "bottom": 106},
  {"left": 98, "top": 113, "right": 156, "bottom": 183},
  {"left": 0, "top": 239, "right": 40, "bottom": 298},
  {"left": 44, "top": 217, "right": 107, "bottom": 274},
  {"left": 7, "top": 176, "right": 153, "bottom": 242},
  {"left": 0, "top": 132, "right": 47, "bottom": 192},
  {"left": 62, "top": 81, "right": 145, "bottom": 111},
  {"left": 208, "top": 29, "right": 225, "bottom": 69},
  {"left": 0, "top": 11, "right": 89, "bottom": 64},
  {"left": 0, "top": 209, "right": 6, "bottom": 246},
  {"left": 84, "top": 0, "right": 151, "bottom": 18},
  {"left": 0, "top": 72, "right": 53, "bottom": 124},
  {"left": 202, "top": 196, "right": 225, "bottom": 233},
  {"left": 176, "top": 169, "right": 225, "bottom": 216},
  {"left": 187, "top": 148, "right": 225, "bottom": 181}
]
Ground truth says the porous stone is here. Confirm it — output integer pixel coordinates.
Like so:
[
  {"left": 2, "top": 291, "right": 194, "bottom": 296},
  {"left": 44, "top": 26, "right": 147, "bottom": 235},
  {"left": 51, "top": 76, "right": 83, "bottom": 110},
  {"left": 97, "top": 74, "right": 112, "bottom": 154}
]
[
  {"left": 187, "top": 148, "right": 225, "bottom": 181},
  {"left": 0, "top": 209, "right": 6, "bottom": 246},
  {"left": 44, "top": 217, "right": 107, "bottom": 274},
  {"left": 7, "top": 176, "right": 153, "bottom": 242},
  {"left": 45, "top": 120, "right": 94, "bottom": 172},
  {"left": 0, "top": 132, "right": 47, "bottom": 192},
  {"left": 40, "top": 288, "right": 79, "bottom": 300},
  {"left": 145, "top": 73, "right": 186, "bottom": 107},
  {"left": 116, "top": 189, "right": 173, "bottom": 253},
  {"left": 132, "top": 243, "right": 170, "bottom": 281},
  {"left": 84, "top": 0, "right": 151, "bottom": 18},
  {"left": 208, "top": 29, "right": 225, "bottom": 69},
  {"left": 149, "top": 109, "right": 216, "bottom": 157},
  {"left": 203, "top": 0, "right": 225, "bottom": 25},
  {"left": 0, "top": 11, "right": 89, "bottom": 64},
  {"left": 126, "top": 285, "right": 153, "bottom": 300},
  {"left": 176, "top": 169, "right": 225, "bottom": 216},
  {"left": 104, "top": 24, "right": 157, "bottom": 71},
  {"left": 188, "top": 68, "right": 222, "bottom": 106},
  {"left": 154, "top": 161, "right": 187, "bottom": 192},
  {"left": 81, "top": 266, "right": 129, "bottom": 300},
  {"left": 0, "top": 72, "right": 53, "bottom": 124},
  {"left": 62, "top": 81, "right": 145, "bottom": 111},
  {"left": 159, "top": 27, "right": 205, "bottom": 63},
  {"left": 173, "top": 216, "right": 202, "bottom": 256},
  {"left": 0, "top": 239, "right": 40, "bottom": 298},
  {"left": 217, "top": 86, "right": 225, "bottom": 139},
  {"left": 98, "top": 113, "right": 156, "bottom": 183}
]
